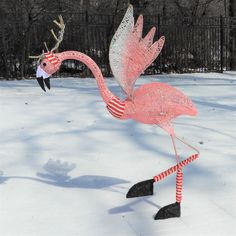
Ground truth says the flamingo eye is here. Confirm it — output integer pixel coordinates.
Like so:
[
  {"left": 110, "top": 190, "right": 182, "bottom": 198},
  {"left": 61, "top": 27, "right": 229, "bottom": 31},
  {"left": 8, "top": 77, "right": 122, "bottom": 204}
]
[{"left": 43, "top": 62, "right": 47, "bottom": 67}]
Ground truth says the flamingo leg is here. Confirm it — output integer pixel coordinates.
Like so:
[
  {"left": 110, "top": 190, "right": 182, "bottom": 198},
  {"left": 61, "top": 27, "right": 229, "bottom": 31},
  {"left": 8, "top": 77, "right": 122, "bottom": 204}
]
[
  {"left": 126, "top": 135, "right": 200, "bottom": 220},
  {"left": 170, "top": 135, "right": 183, "bottom": 204},
  {"left": 153, "top": 136, "right": 199, "bottom": 183},
  {"left": 175, "top": 135, "right": 200, "bottom": 154},
  {"left": 154, "top": 136, "right": 200, "bottom": 220},
  {"left": 126, "top": 153, "right": 199, "bottom": 198},
  {"left": 154, "top": 135, "right": 182, "bottom": 220},
  {"left": 126, "top": 135, "right": 199, "bottom": 199}
]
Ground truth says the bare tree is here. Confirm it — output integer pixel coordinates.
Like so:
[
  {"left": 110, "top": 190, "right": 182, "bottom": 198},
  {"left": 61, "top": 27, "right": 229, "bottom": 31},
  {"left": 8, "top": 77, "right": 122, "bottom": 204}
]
[
  {"left": 229, "top": 0, "right": 236, "bottom": 70},
  {"left": 173, "top": 0, "right": 225, "bottom": 17}
]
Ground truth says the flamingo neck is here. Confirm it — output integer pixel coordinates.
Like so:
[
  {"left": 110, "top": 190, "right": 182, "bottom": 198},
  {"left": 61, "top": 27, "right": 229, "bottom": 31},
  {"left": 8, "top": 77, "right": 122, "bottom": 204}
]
[{"left": 56, "top": 51, "right": 114, "bottom": 104}]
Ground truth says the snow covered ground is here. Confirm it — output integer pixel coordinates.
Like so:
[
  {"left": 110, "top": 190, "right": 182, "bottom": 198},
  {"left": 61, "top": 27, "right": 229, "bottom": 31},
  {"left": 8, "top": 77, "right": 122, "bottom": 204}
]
[{"left": 0, "top": 72, "right": 235, "bottom": 236}]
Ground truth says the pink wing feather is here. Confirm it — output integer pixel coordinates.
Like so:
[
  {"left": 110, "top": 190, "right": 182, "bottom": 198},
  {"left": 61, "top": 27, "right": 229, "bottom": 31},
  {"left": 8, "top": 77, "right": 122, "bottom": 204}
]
[{"left": 109, "top": 5, "right": 165, "bottom": 97}]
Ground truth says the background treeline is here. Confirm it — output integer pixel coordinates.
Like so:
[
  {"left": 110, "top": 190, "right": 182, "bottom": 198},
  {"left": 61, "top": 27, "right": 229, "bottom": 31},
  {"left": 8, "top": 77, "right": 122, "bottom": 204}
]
[{"left": 0, "top": 0, "right": 235, "bottom": 79}]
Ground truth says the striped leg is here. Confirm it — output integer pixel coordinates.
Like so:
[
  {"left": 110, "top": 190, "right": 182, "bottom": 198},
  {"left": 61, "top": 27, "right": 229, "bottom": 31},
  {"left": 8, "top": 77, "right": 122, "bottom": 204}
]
[
  {"left": 153, "top": 153, "right": 198, "bottom": 182},
  {"left": 155, "top": 135, "right": 183, "bottom": 220},
  {"left": 127, "top": 134, "right": 200, "bottom": 219},
  {"left": 171, "top": 135, "right": 183, "bottom": 204},
  {"left": 176, "top": 169, "right": 183, "bottom": 203},
  {"left": 174, "top": 135, "right": 200, "bottom": 204},
  {"left": 127, "top": 153, "right": 199, "bottom": 199},
  {"left": 155, "top": 135, "right": 200, "bottom": 220}
]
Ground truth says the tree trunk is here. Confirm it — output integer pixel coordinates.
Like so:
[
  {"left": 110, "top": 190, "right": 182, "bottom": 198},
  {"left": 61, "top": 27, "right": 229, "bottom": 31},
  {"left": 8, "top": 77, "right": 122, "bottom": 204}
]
[
  {"left": 229, "top": 0, "right": 236, "bottom": 70},
  {"left": 0, "top": 23, "right": 11, "bottom": 78}
]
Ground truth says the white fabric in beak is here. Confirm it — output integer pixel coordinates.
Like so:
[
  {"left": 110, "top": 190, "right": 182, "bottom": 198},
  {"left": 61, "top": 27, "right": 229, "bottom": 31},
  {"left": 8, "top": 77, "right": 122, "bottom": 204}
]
[{"left": 36, "top": 66, "right": 51, "bottom": 79}]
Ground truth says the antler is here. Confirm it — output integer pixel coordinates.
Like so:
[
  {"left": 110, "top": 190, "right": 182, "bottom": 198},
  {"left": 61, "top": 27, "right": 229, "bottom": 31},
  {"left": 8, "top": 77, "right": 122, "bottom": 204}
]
[
  {"left": 29, "top": 51, "right": 44, "bottom": 60},
  {"left": 29, "top": 15, "right": 65, "bottom": 59},
  {"left": 50, "top": 15, "right": 65, "bottom": 52}
]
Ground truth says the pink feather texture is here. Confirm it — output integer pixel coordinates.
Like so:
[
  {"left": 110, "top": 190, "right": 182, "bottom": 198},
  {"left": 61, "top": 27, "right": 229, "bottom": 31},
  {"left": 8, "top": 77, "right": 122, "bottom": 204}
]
[{"left": 122, "top": 82, "right": 197, "bottom": 135}]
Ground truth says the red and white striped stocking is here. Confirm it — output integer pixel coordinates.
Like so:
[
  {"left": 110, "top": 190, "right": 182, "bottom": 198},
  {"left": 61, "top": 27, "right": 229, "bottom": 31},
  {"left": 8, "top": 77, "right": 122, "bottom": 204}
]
[
  {"left": 153, "top": 153, "right": 198, "bottom": 182},
  {"left": 176, "top": 168, "right": 183, "bottom": 203}
]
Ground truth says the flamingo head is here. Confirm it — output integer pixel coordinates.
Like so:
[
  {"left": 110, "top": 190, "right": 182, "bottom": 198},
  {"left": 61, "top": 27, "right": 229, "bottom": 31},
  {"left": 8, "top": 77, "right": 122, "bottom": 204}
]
[
  {"left": 36, "top": 52, "right": 61, "bottom": 91},
  {"left": 30, "top": 15, "right": 65, "bottom": 91}
]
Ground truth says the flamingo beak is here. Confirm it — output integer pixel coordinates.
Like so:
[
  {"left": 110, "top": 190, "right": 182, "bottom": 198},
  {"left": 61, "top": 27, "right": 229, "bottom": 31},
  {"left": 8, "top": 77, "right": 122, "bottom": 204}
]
[{"left": 36, "top": 66, "right": 51, "bottom": 92}]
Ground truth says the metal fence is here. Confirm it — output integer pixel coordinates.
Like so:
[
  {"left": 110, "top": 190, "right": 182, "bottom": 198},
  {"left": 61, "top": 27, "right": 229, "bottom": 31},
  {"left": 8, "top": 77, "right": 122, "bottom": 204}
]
[
  {"left": 0, "top": 13, "right": 235, "bottom": 79},
  {"left": 153, "top": 16, "right": 233, "bottom": 74}
]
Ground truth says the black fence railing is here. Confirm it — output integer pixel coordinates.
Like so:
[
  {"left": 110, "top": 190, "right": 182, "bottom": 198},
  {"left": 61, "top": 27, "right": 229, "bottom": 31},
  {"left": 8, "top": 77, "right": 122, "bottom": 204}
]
[{"left": 0, "top": 13, "right": 235, "bottom": 79}]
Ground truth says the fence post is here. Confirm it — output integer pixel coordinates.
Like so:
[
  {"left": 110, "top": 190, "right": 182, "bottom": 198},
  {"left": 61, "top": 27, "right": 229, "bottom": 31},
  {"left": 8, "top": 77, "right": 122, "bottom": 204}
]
[
  {"left": 157, "top": 14, "right": 161, "bottom": 38},
  {"left": 157, "top": 14, "right": 162, "bottom": 73},
  {"left": 220, "top": 15, "right": 224, "bottom": 73}
]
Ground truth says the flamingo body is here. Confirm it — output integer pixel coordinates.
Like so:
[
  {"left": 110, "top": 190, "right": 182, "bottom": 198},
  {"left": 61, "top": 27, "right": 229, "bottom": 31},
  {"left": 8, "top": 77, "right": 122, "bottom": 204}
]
[{"left": 118, "top": 82, "right": 197, "bottom": 133}]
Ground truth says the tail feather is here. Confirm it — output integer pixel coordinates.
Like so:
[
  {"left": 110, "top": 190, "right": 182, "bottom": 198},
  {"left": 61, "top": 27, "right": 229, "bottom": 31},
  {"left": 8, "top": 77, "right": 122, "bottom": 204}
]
[
  {"left": 149, "top": 36, "right": 165, "bottom": 60},
  {"left": 133, "top": 15, "right": 143, "bottom": 39},
  {"left": 143, "top": 27, "right": 156, "bottom": 48}
]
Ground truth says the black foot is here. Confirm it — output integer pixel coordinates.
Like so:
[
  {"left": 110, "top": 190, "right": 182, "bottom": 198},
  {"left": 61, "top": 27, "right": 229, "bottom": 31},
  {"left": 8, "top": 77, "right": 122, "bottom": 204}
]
[
  {"left": 154, "top": 202, "right": 180, "bottom": 220},
  {"left": 126, "top": 179, "right": 154, "bottom": 198}
]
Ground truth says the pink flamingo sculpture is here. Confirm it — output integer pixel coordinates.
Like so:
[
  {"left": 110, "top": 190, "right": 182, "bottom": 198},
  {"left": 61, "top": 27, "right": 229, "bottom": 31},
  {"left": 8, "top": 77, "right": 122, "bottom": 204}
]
[{"left": 30, "top": 6, "right": 200, "bottom": 220}]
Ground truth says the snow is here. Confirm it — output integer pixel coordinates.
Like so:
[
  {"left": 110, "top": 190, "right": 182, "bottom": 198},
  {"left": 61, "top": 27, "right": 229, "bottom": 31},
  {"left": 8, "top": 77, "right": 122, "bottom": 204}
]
[{"left": 0, "top": 72, "right": 236, "bottom": 236}]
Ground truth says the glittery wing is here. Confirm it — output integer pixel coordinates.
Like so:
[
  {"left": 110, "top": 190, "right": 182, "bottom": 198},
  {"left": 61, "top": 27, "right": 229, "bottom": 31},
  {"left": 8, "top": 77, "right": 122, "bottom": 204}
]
[{"left": 109, "top": 4, "right": 165, "bottom": 96}]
